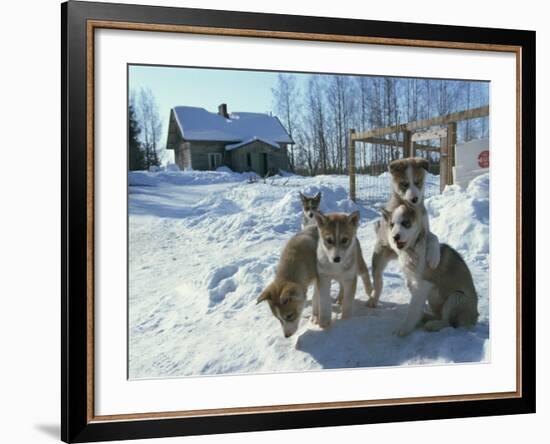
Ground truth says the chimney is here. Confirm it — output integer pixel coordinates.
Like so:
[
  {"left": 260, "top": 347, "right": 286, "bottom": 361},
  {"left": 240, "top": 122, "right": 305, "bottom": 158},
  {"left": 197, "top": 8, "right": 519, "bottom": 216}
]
[{"left": 218, "top": 103, "right": 229, "bottom": 118}]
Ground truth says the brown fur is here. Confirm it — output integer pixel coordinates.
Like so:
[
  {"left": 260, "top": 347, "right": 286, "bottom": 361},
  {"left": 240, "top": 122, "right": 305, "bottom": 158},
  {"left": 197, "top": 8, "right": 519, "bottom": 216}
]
[
  {"left": 257, "top": 225, "right": 319, "bottom": 337},
  {"left": 315, "top": 212, "right": 372, "bottom": 323}
]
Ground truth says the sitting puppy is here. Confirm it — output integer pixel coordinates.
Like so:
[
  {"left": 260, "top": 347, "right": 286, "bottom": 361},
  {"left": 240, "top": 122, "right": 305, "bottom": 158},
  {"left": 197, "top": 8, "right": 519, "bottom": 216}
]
[
  {"left": 382, "top": 203, "right": 479, "bottom": 336},
  {"left": 370, "top": 158, "right": 441, "bottom": 308},
  {"left": 257, "top": 225, "right": 320, "bottom": 338},
  {"left": 314, "top": 211, "right": 372, "bottom": 327},
  {"left": 300, "top": 192, "right": 321, "bottom": 229}
]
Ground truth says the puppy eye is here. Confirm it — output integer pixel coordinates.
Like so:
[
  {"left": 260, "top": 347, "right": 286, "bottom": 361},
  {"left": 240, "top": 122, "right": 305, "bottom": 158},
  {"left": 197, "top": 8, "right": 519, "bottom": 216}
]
[
  {"left": 326, "top": 238, "right": 334, "bottom": 245},
  {"left": 390, "top": 223, "right": 395, "bottom": 228},
  {"left": 341, "top": 237, "right": 349, "bottom": 244},
  {"left": 400, "top": 182, "right": 409, "bottom": 189},
  {"left": 285, "top": 314, "right": 294, "bottom": 321},
  {"left": 414, "top": 180, "right": 420, "bottom": 186},
  {"left": 402, "top": 221, "right": 411, "bottom": 229}
]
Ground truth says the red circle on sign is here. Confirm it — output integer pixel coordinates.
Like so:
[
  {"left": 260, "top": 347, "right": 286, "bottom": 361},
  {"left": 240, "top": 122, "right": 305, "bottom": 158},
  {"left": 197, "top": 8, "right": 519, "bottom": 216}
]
[{"left": 478, "top": 150, "right": 489, "bottom": 168}]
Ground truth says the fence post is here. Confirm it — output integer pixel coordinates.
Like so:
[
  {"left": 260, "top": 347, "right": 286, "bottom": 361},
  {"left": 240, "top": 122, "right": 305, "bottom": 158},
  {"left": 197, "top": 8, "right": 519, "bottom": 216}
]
[
  {"left": 349, "top": 128, "right": 356, "bottom": 202},
  {"left": 439, "top": 134, "right": 448, "bottom": 193},
  {"left": 446, "top": 122, "right": 457, "bottom": 186},
  {"left": 403, "top": 130, "right": 414, "bottom": 157}
]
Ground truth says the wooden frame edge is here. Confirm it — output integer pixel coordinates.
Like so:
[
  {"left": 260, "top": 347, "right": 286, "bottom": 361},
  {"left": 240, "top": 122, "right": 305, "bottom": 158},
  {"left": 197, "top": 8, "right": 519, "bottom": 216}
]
[{"left": 81, "top": 14, "right": 528, "bottom": 429}]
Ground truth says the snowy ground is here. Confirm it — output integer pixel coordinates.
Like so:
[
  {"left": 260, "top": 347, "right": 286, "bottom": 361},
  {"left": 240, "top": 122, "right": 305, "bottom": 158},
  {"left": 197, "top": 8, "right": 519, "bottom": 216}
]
[{"left": 128, "top": 168, "right": 490, "bottom": 379}]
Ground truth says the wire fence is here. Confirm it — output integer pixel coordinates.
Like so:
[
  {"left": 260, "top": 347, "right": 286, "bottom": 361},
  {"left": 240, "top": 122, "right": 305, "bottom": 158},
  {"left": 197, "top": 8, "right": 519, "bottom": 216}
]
[{"left": 353, "top": 141, "right": 441, "bottom": 205}]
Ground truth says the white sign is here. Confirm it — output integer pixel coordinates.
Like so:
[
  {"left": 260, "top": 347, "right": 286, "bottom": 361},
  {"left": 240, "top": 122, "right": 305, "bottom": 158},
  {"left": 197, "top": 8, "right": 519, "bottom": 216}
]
[{"left": 453, "top": 137, "right": 489, "bottom": 187}]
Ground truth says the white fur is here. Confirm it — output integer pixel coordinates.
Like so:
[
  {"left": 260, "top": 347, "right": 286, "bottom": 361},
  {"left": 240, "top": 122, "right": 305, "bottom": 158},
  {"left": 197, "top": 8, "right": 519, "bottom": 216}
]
[{"left": 316, "top": 236, "right": 358, "bottom": 326}]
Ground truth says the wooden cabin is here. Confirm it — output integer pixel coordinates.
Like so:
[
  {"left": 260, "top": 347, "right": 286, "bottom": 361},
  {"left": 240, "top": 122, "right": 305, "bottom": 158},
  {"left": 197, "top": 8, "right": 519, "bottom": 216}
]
[{"left": 166, "top": 103, "right": 293, "bottom": 175}]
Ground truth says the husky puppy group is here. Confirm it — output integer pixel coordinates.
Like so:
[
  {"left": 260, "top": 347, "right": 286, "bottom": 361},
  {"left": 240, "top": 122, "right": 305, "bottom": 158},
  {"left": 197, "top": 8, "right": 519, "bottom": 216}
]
[
  {"left": 258, "top": 157, "right": 478, "bottom": 338},
  {"left": 259, "top": 192, "right": 372, "bottom": 336}
]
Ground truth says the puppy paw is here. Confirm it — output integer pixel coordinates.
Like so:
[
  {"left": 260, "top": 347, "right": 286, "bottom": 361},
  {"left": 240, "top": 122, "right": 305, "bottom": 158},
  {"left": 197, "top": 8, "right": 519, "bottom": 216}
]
[
  {"left": 396, "top": 324, "right": 413, "bottom": 337},
  {"left": 366, "top": 298, "right": 378, "bottom": 308},
  {"left": 310, "top": 315, "right": 319, "bottom": 325},
  {"left": 319, "top": 318, "right": 332, "bottom": 329},
  {"left": 424, "top": 320, "right": 448, "bottom": 332},
  {"left": 426, "top": 238, "right": 441, "bottom": 269}
]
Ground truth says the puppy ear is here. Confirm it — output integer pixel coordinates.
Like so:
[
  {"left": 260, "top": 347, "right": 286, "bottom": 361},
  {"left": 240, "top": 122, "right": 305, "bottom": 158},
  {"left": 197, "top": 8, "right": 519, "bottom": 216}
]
[
  {"left": 299, "top": 192, "right": 306, "bottom": 202},
  {"left": 388, "top": 160, "right": 404, "bottom": 175},
  {"left": 348, "top": 210, "right": 360, "bottom": 227},
  {"left": 256, "top": 289, "right": 272, "bottom": 305},
  {"left": 314, "top": 211, "right": 327, "bottom": 227},
  {"left": 380, "top": 208, "right": 391, "bottom": 222},
  {"left": 417, "top": 158, "right": 430, "bottom": 171},
  {"left": 314, "top": 192, "right": 321, "bottom": 201}
]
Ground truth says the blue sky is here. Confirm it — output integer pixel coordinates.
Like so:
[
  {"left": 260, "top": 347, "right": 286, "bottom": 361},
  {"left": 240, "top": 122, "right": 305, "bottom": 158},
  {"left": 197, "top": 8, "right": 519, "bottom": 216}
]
[
  {"left": 129, "top": 64, "right": 308, "bottom": 118},
  {"left": 129, "top": 64, "right": 489, "bottom": 164}
]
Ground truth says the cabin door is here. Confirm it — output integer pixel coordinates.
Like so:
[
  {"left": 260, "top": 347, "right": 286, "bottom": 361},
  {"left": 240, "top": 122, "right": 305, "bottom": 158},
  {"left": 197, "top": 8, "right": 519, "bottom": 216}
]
[
  {"left": 261, "top": 153, "right": 268, "bottom": 176},
  {"left": 208, "top": 153, "right": 222, "bottom": 170}
]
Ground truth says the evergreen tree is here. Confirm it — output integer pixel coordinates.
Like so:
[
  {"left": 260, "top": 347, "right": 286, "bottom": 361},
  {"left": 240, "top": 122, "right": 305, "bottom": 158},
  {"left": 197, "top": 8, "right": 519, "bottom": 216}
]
[{"left": 128, "top": 102, "right": 145, "bottom": 170}]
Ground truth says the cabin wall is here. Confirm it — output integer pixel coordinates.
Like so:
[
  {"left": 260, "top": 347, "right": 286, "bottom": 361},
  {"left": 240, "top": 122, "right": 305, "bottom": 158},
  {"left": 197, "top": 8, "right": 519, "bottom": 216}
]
[
  {"left": 229, "top": 141, "right": 289, "bottom": 175},
  {"left": 188, "top": 141, "right": 227, "bottom": 170}
]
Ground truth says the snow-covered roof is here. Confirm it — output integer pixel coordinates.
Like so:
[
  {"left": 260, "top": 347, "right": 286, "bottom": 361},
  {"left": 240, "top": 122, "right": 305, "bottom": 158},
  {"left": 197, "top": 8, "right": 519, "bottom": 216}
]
[
  {"left": 225, "top": 137, "right": 281, "bottom": 151},
  {"left": 171, "top": 106, "right": 294, "bottom": 147}
]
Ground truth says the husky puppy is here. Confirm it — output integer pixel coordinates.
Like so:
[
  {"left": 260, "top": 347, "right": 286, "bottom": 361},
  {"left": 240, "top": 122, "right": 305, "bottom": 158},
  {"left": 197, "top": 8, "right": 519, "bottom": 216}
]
[
  {"left": 382, "top": 203, "right": 479, "bottom": 336},
  {"left": 313, "top": 211, "right": 373, "bottom": 327},
  {"left": 370, "top": 157, "right": 441, "bottom": 308},
  {"left": 300, "top": 192, "right": 321, "bottom": 229},
  {"left": 257, "top": 225, "right": 319, "bottom": 338}
]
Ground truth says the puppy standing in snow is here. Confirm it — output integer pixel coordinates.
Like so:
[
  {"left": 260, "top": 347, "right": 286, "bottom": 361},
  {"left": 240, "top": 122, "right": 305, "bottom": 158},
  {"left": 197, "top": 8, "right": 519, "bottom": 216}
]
[
  {"left": 382, "top": 203, "right": 479, "bottom": 336},
  {"left": 370, "top": 157, "right": 441, "bottom": 308},
  {"left": 314, "top": 211, "right": 372, "bottom": 327},
  {"left": 256, "top": 225, "right": 320, "bottom": 337},
  {"left": 299, "top": 192, "right": 321, "bottom": 229}
]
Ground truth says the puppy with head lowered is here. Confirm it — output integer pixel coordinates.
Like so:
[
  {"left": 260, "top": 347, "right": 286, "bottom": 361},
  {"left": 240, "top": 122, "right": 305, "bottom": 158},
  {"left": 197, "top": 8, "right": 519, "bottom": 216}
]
[
  {"left": 257, "top": 225, "right": 319, "bottom": 337},
  {"left": 299, "top": 192, "right": 321, "bottom": 229},
  {"left": 382, "top": 203, "right": 478, "bottom": 336},
  {"left": 370, "top": 157, "right": 441, "bottom": 308},
  {"left": 314, "top": 211, "right": 372, "bottom": 327}
]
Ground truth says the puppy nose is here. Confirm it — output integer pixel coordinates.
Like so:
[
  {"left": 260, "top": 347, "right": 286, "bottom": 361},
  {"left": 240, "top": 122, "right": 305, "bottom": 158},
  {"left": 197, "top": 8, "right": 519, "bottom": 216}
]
[
  {"left": 411, "top": 197, "right": 418, "bottom": 203},
  {"left": 333, "top": 256, "right": 341, "bottom": 263},
  {"left": 309, "top": 212, "right": 313, "bottom": 217},
  {"left": 393, "top": 234, "right": 400, "bottom": 241},
  {"left": 284, "top": 332, "right": 292, "bottom": 338}
]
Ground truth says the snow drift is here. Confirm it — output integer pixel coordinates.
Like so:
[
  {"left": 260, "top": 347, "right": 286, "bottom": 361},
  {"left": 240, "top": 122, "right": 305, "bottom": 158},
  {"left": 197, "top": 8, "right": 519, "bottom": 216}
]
[{"left": 128, "top": 170, "right": 490, "bottom": 379}]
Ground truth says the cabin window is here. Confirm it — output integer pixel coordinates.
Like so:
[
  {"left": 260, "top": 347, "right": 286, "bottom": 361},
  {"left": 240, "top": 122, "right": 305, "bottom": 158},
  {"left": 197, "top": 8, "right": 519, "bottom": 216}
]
[{"left": 208, "top": 153, "right": 222, "bottom": 170}]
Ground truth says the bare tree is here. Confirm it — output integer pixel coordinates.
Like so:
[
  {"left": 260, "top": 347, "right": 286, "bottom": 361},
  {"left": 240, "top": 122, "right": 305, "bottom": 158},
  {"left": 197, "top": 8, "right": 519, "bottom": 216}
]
[
  {"left": 136, "top": 87, "right": 162, "bottom": 169},
  {"left": 272, "top": 74, "right": 301, "bottom": 171},
  {"left": 326, "top": 75, "right": 355, "bottom": 173},
  {"left": 305, "top": 76, "right": 329, "bottom": 174}
]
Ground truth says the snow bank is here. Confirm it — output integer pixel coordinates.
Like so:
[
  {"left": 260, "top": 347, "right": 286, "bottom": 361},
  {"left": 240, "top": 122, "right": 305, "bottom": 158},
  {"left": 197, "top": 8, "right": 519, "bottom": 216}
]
[
  {"left": 128, "top": 170, "right": 490, "bottom": 378},
  {"left": 128, "top": 168, "right": 258, "bottom": 187},
  {"left": 427, "top": 173, "right": 489, "bottom": 256}
]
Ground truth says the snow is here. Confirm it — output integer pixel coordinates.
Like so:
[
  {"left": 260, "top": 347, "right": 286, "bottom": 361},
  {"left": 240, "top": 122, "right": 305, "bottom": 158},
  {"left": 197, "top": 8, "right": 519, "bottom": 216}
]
[
  {"left": 172, "top": 106, "right": 293, "bottom": 145},
  {"left": 128, "top": 169, "right": 490, "bottom": 379}
]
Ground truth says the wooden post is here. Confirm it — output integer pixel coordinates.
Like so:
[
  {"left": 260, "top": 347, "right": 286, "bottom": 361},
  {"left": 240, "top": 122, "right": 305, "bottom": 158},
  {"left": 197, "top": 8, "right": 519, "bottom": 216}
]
[
  {"left": 446, "top": 122, "right": 457, "bottom": 186},
  {"left": 403, "top": 130, "right": 414, "bottom": 158},
  {"left": 439, "top": 135, "right": 448, "bottom": 193},
  {"left": 349, "top": 128, "right": 356, "bottom": 202}
]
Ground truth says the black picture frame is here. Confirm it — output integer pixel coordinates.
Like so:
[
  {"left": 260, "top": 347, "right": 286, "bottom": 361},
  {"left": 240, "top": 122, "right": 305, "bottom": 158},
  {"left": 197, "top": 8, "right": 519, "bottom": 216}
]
[{"left": 61, "top": 1, "right": 536, "bottom": 442}]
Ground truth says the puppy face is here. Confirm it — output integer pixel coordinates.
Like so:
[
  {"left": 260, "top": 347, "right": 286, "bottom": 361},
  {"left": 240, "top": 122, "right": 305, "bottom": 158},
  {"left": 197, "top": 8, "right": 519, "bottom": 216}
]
[
  {"left": 257, "top": 281, "right": 306, "bottom": 338},
  {"left": 314, "top": 211, "right": 360, "bottom": 264},
  {"left": 382, "top": 204, "right": 421, "bottom": 252},
  {"left": 300, "top": 192, "right": 321, "bottom": 222},
  {"left": 388, "top": 158, "right": 429, "bottom": 206}
]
